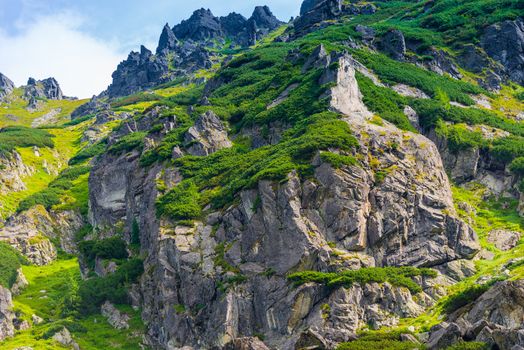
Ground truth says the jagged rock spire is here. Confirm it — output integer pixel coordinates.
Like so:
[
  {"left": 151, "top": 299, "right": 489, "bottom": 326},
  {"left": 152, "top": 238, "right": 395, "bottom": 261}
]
[{"left": 156, "top": 23, "right": 178, "bottom": 55}]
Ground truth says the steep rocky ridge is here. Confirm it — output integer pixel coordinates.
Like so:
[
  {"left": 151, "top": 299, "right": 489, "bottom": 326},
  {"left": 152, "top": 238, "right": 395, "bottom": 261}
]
[{"left": 106, "top": 6, "right": 283, "bottom": 98}]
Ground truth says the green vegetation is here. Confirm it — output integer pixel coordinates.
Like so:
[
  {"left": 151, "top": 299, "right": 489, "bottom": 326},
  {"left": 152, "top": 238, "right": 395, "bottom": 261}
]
[
  {"left": 0, "top": 126, "right": 54, "bottom": 156},
  {"left": 69, "top": 140, "right": 107, "bottom": 165},
  {"left": 108, "top": 131, "right": 147, "bottom": 154},
  {"left": 441, "top": 281, "right": 496, "bottom": 314},
  {"left": 288, "top": 266, "right": 437, "bottom": 294},
  {"left": 336, "top": 329, "right": 422, "bottom": 350},
  {"left": 509, "top": 157, "right": 524, "bottom": 175},
  {"left": 356, "top": 72, "right": 415, "bottom": 131},
  {"left": 156, "top": 181, "right": 201, "bottom": 221},
  {"left": 1, "top": 258, "right": 144, "bottom": 349},
  {"left": 77, "top": 258, "right": 143, "bottom": 314},
  {"left": 435, "top": 122, "right": 486, "bottom": 153},
  {"left": 17, "top": 165, "right": 90, "bottom": 212},
  {"left": 352, "top": 49, "right": 483, "bottom": 105},
  {"left": 320, "top": 152, "right": 358, "bottom": 169},
  {"left": 0, "top": 243, "right": 28, "bottom": 288},
  {"left": 78, "top": 237, "right": 128, "bottom": 269},
  {"left": 164, "top": 112, "right": 358, "bottom": 211}
]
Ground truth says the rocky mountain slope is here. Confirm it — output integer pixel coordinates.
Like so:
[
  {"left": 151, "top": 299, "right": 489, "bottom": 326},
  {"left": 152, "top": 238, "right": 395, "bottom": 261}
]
[{"left": 0, "top": 0, "right": 524, "bottom": 349}]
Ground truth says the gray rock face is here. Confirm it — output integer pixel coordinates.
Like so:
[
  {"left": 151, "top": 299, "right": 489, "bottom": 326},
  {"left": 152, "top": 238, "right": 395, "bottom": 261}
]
[
  {"left": 107, "top": 46, "right": 169, "bottom": 98},
  {"left": 157, "top": 24, "right": 179, "bottom": 55},
  {"left": 380, "top": 29, "right": 407, "bottom": 61},
  {"left": 173, "top": 8, "right": 223, "bottom": 42},
  {"left": 300, "top": 0, "right": 324, "bottom": 16},
  {"left": 0, "top": 73, "right": 15, "bottom": 101},
  {"left": 0, "top": 151, "right": 34, "bottom": 199},
  {"left": 430, "top": 280, "right": 524, "bottom": 350},
  {"left": 88, "top": 52, "right": 479, "bottom": 350},
  {"left": 294, "top": 0, "right": 342, "bottom": 35},
  {"left": 0, "top": 286, "right": 15, "bottom": 341},
  {"left": 185, "top": 111, "right": 232, "bottom": 156},
  {"left": 481, "top": 18, "right": 524, "bottom": 86},
  {"left": 0, "top": 206, "right": 84, "bottom": 264}
]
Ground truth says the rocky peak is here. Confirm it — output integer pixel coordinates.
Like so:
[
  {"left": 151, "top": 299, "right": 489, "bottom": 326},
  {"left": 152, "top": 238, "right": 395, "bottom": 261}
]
[
  {"left": 220, "top": 12, "right": 248, "bottom": 38},
  {"left": 173, "top": 8, "right": 222, "bottom": 41},
  {"left": 156, "top": 23, "right": 179, "bottom": 55},
  {"left": 249, "top": 6, "right": 281, "bottom": 31},
  {"left": 0, "top": 73, "right": 15, "bottom": 101},
  {"left": 300, "top": 0, "right": 324, "bottom": 15}
]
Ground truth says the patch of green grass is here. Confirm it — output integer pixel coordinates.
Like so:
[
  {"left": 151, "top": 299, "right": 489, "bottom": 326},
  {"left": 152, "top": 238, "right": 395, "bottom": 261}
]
[
  {"left": 156, "top": 180, "right": 202, "bottom": 221},
  {"left": 288, "top": 266, "right": 437, "bottom": 294},
  {"left": 108, "top": 132, "right": 147, "bottom": 155},
  {"left": 320, "top": 152, "right": 358, "bottom": 169},
  {"left": 356, "top": 72, "right": 415, "bottom": 131},
  {"left": 0, "top": 126, "right": 55, "bottom": 156},
  {"left": 352, "top": 49, "right": 484, "bottom": 105}
]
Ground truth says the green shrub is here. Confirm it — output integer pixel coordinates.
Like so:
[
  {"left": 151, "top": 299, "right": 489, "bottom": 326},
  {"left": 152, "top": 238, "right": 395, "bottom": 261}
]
[
  {"left": 156, "top": 181, "right": 202, "bottom": 221},
  {"left": 320, "top": 152, "right": 358, "bottom": 169},
  {"left": 111, "top": 92, "right": 161, "bottom": 108},
  {"left": 509, "top": 157, "right": 524, "bottom": 175},
  {"left": 288, "top": 266, "right": 436, "bottom": 294},
  {"left": 352, "top": 49, "right": 483, "bottom": 105},
  {"left": 0, "top": 242, "right": 28, "bottom": 288},
  {"left": 108, "top": 132, "right": 147, "bottom": 154},
  {"left": 442, "top": 282, "right": 495, "bottom": 314},
  {"left": 17, "top": 165, "right": 90, "bottom": 212},
  {"left": 435, "top": 122, "right": 486, "bottom": 153},
  {"left": 0, "top": 126, "right": 55, "bottom": 156},
  {"left": 356, "top": 72, "right": 415, "bottom": 131},
  {"left": 77, "top": 258, "right": 143, "bottom": 315},
  {"left": 445, "top": 342, "right": 488, "bottom": 350},
  {"left": 69, "top": 140, "right": 107, "bottom": 166},
  {"left": 78, "top": 237, "right": 128, "bottom": 269}
]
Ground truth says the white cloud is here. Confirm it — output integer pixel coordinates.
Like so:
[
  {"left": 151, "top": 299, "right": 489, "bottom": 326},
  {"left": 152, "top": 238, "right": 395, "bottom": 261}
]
[{"left": 0, "top": 11, "right": 126, "bottom": 98}]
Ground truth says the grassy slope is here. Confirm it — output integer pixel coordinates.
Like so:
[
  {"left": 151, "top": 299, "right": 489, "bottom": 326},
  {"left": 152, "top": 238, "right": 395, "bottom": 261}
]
[{"left": 0, "top": 258, "right": 144, "bottom": 350}]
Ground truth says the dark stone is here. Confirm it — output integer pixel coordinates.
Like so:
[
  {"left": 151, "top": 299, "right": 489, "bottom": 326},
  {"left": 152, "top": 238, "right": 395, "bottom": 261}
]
[
  {"left": 156, "top": 24, "right": 178, "bottom": 55},
  {"left": 380, "top": 29, "right": 406, "bottom": 60},
  {"left": 294, "top": 0, "right": 343, "bottom": 35},
  {"left": 356, "top": 24, "right": 375, "bottom": 42},
  {"left": 106, "top": 45, "right": 169, "bottom": 97},
  {"left": 300, "top": 0, "right": 324, "bottom": 16},
  {"left": 220, "top": 13, "right": 248, "bottom": 38},
  {"left": 458, "top": 44, "right": 489, "bottom": 73},
  {"left": 173, "top": 8, "right": 223, "bottom": 41},
  {"left": 481, "top": 18, "right": 524, "bottom": 86}
]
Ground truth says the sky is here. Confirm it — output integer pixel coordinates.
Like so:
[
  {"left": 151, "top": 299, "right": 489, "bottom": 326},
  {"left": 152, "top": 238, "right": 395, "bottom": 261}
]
[{"left": 0, "top": 0, "right": 302, "bottom": 98}]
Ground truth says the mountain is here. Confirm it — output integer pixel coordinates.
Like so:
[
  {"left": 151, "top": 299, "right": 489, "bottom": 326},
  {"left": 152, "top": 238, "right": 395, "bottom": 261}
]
[{"left": 0, "top": 0, "right": 524, "bottom": 349}]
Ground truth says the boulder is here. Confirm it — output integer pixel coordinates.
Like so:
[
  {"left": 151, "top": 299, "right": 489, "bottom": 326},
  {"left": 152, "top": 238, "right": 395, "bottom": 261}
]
[
  {"left": 487, "top": 229, "right": 521, "bottom": 251},
  {"left": 380, "top": 29, "right": 406, "bottom": 60},
  {"left": 101, "top": 301, "right": 130, "bottom": 330},
  {"left": 294, "top": 0, "right": 343, "bottom": 35},
  {"left": 185, "top": 111, "right": 232, "bottom": 156}
]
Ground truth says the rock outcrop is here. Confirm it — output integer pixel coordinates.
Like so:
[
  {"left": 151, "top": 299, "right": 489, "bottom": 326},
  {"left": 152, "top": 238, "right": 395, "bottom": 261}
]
[
  {"left": 429, "top": 280, "right": 524, "bottom": 350},
  {"left": 0, "top": 73, "right": 15, "bottom": 101},
  {"left": 24, "top": 77, "right": 63, "bottom": 101},
  {"left": 380, "top": 29, "right": 407, "bottom": 61},
  {"left": 0, "top": 286, "right": 15, "bottom": 341},
  {"left": 106, "top": 45, "right": 169, "bottom": 98},
  {"left": 481, "top": 18, "right": 524, "bottom": 86},
  {"left": 101, "top": 301, "right": 130, "bottom": 330},
  {"left": 0, "top": 151, "right": 33, "bottom": 198},
  {"left": 0, "top": 205, "right": 84, "bottom": 264},
  {"left": 71, "top": 95, "right": 110, "bottom": 119},
  {"left": 185, "top": 111, "right": 232, "bottom": 156}
]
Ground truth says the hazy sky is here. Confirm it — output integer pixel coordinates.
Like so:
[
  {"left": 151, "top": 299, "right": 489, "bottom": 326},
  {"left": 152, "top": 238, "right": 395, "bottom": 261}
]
[{"left": 0, "top": 0, "right": 302, "bottom": 98}]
